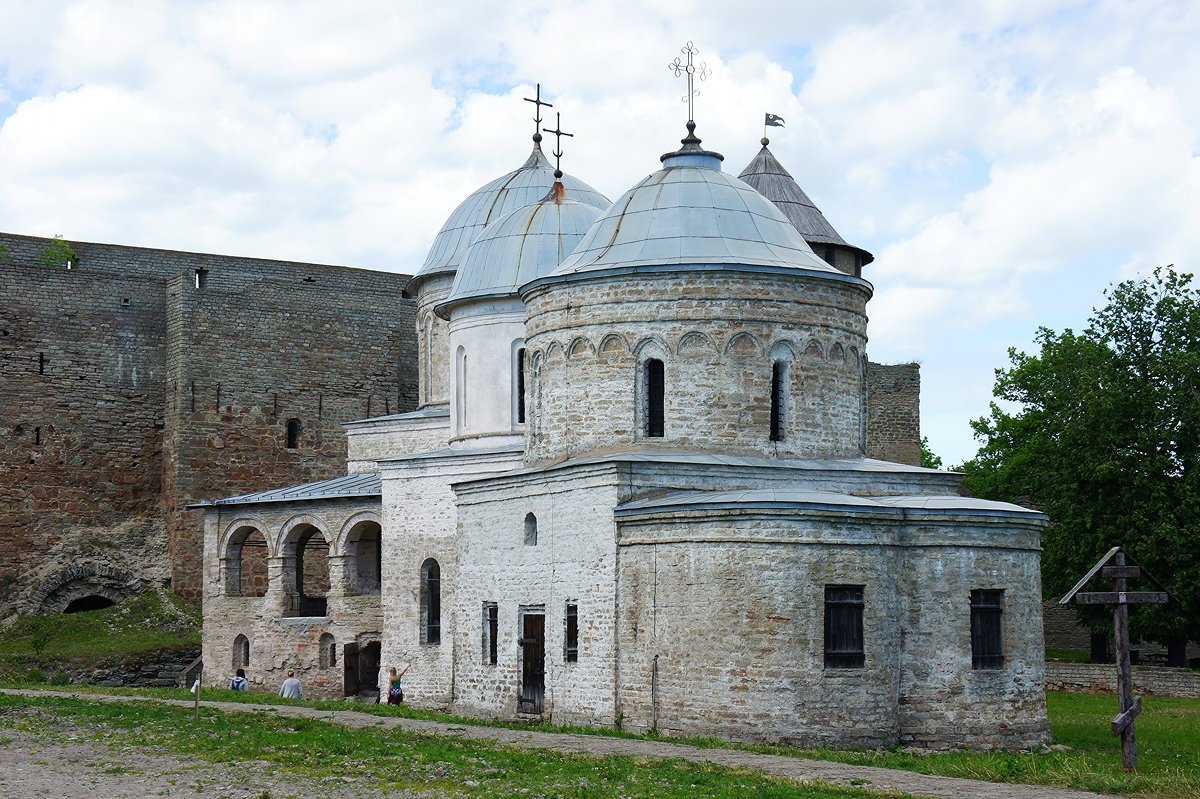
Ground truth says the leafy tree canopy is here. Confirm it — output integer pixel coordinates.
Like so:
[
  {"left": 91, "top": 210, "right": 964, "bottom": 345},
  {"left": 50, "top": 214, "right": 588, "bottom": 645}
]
[
  {"left": 961, "top": 267, "right": 1200, "bottom": 648},
  {"left": 920, "top": 437, "right": 943, "bottom": 470},
  {"left": 40, "top": 235, "right": 76, "bottom": 269}
]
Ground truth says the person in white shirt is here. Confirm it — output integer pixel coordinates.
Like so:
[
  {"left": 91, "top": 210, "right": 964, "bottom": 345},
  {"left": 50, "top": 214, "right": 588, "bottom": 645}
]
[{"left": 278, "top": 669, "right": 304, "bottom": 699}]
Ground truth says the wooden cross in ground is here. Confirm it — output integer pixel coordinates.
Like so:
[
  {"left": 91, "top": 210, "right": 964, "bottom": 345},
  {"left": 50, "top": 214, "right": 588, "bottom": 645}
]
[{"left": 1059, "top": 546, "right": 1172, "bottom": 771}]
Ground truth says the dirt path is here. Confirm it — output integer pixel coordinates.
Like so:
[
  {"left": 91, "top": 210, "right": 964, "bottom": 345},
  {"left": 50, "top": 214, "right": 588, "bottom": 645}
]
[
  {"left": 0, "top": 689, "right": 1119, "bottom": 799},
  {"left": 0, "top": 718, "right": 416, "bottom": 799}
]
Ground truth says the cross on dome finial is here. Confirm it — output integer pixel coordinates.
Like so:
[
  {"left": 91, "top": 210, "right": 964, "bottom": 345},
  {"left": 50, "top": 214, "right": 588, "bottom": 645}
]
[
  {"left": 668, "top": 41, "right": 709, "bottom": 125},
  {"left": 542, "top": 111, "right": 573, "bottom": 180},
  {"left": 524, "top": 83, "right": 554, "bottom": 145}
]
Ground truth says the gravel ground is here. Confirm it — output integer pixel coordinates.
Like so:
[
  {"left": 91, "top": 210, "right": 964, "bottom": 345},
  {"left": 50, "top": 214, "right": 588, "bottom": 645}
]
[
  {"left": 0, "top": 690, "right": 1123, "bottom": 799},
  {"left": 0, "top": 709, "right": 419, "bottom": 799}
]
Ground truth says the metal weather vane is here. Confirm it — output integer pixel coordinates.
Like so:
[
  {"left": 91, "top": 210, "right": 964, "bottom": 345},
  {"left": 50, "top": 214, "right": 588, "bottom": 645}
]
[
  {"left": 668, "top": 41, "right": 709, "bottom": 123},
  {"left": 523, "top": 83, "right": 553, "bottom": 143},
  {"left": 542, "top": 111, "right": 573, "bottom": 179}
]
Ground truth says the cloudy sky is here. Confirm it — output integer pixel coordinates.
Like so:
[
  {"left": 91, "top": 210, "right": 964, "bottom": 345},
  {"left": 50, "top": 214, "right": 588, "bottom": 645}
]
[{"left": 2, "top": 1, "right": 1197, "bottom": 465}]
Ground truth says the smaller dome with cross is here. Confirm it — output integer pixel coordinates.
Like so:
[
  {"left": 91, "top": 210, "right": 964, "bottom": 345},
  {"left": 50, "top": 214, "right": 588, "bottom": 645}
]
[{"left": 437, "top": 182, "right": 603, "bottom": 317}]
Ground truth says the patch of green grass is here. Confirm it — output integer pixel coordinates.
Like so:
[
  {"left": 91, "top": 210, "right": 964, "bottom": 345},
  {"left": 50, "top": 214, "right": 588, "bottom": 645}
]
[
  {"left": 738, "top": 693, "right": 1200, "bottom": 799},
  {"left": 1046, "top": 647, "right": 1092, "bottom": 663},
  {"left": 17, "top": 685, "right": 1200, "bottom": 798},
  {"left": 0, "top": 590, "right": 200, "bottom": 676},
  {"left": 0, "top": 693, "right": 907, "bottom": 799}
]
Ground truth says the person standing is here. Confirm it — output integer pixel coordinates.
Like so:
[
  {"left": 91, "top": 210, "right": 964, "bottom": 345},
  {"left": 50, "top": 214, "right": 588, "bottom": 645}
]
[
  {"left": 228, "top": 668, "right": 248, "bottom": 691},
  {"left": 386, "top": 663, "right": 410, "bottom": 705},
  {"left": 279, "top": 669, "right": 304, "bottom": 699}
]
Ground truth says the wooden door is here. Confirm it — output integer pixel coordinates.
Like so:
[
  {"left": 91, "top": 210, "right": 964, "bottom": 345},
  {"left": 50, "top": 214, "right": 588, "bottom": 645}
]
[
  {"left": 519, "top": 613, "right": 545, "bottom": 714},
  {"left": 343, "top": 643, "right": 360, "bottom": 697}
]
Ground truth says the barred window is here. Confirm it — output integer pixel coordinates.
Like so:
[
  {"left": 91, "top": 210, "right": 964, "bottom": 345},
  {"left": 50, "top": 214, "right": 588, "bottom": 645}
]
[
  {"left": 769, "top": 361, "right": 788, "bottom": 442},
  {"left": 824, "top": 585, "right": 865, "bottom": 668},
  {"left": 565, "top": 603, "right": 578, "bottom": 663},
  {"left": 645, "top": 359, "right": 665, "bottom": 437},
  {"left": 483, "top": 602, "right": 498, "bottom": 665},
  {"left": 421, "top": 559, "right": 441, "bottom": 645},
  {"left": 971, "top": 589, "right": 1005, "bottom": 669}
]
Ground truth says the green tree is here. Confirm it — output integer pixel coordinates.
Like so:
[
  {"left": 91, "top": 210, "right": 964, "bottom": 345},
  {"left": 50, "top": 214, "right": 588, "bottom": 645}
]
[
  {"left": 919, "top": 437, "right": 943, "bottom": 469},
  {"left": 0, "top": 242, "right": 11, "bottom": 265},
  {"left": 961, "top": 267, "right": 1200, "bottom": 656},
  {"left": 40, "top": 235, "right": 76, "bottom": 269}
]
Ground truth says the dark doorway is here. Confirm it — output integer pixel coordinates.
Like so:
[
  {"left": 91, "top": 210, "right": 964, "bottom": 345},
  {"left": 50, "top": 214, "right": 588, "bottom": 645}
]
[
  {"left": 360, "top": 641, "right": 381, "bottom": 696},
  {"left": 64, "top": 595, "right": 115, "bottom": 614},
  {"left": 519, "top": 612, "right": 545, "bottom": 714},
  {"left": 343, "top": 643, "right": 360, "bottom": 697}
]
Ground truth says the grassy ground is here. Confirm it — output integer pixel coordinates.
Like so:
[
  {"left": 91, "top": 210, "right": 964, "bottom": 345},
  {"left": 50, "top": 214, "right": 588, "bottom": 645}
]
[
  {"left": 6, "top": 684, "right": 1198, "bottom": 798},
  {"left": 0, "top": 692, "right": 909, "bottom": 799},
  {"left": 0, "top": 591, "right": 200, "bottom": 680}
]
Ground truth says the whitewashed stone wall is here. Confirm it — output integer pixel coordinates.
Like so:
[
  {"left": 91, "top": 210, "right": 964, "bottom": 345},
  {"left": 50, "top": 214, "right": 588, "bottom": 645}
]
[
  {"left": 612, "top": 504, "right": 1050, "bottom": 749},
  {"left": 415, "top": 273, "right": 454, "bottom": 408},
  {"left": 451, "top": 462, "right": 624, "bottom": 725},
  {"left": 897, "top": 524, "right": 1049, "bottom": 748},
  {"left": 201, "top": 498, "right": 383, "bottom": 699},
  {"left": 521, "top": 270, "right": 870, "bottom": 464},
  {"left": 445, "top": 298, "right": 526, "bottom": 447},
  {"left": 345, "top": 412, "right": 450, "bottom": 473},
  {"left": 379, "top": 448, "right": 522, "bottom": 708}
]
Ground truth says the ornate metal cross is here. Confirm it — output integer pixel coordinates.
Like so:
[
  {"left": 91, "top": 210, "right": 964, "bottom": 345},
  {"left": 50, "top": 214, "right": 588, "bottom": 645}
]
[
  {"left": 542, "top": 112, "right": 573, "bottom": 178},
  {"left": 668, "top": 41, "right": 709, "bottom": 123},
  {"left": 523, "top": 83, "right": 554, "bottom": 140}
]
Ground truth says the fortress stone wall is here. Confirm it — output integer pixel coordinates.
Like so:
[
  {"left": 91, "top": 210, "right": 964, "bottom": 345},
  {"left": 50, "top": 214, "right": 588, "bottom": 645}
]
[
  {"left": 865, "top": 362, "right": 921, "bottom": 466},
  {"left": 0, "top": 232, "right": 416, "bottom": 611}
]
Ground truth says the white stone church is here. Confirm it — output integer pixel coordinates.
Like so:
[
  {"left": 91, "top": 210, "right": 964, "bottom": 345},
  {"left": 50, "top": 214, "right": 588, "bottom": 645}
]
[{"left": 199, "top": 107, "right": 1051, "bottom": 749}]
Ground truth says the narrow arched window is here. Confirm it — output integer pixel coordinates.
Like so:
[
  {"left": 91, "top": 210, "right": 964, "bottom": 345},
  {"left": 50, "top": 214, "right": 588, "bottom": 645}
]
[
  {"left": 319, "top": 633, "right": 337, "bottom": 668},
  {"left": 645, "top": 358, "right": 665, "bottom": 438},
  {"left": 516, "top": 347, "right": 527, "bottom": 424},
  {"left": 770, "top": 361, "right": 788, "bottom": 442},
  {"left": 455, "top": 346, "right": 467, "bottom": 431},
  {"left": 285, "top": 418, "right": 301, "bottom": 449},
  {"left": 233, "top": 634, "right": 250, "bottom": 669},
  {"left": 524, "top": 512, "right": 538, "bottom": 546},
  {"left": 421, "top": 558, "right": 441, "bottom": 645}
]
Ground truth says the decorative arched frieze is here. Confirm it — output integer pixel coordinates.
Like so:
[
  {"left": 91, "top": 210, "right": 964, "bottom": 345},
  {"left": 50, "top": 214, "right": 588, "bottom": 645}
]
[
  {"left": 566, "top": 336, "right": 595, "bottom": 359},
  {"left": 598, "top": 333, "right": 628, "bottom": 356},
  {"left": 676, "top": 330, "right": 717, "bottom": 357},
  {"left": 803, "top": 339, "right": 825, "bottom": 360},
  {"left": 633, "top": 335, "right": 670, "bottom": 361},
  {"left": 725, "top": 331, "right": 763, "bottom": 356},
  {"left": 830, "top": 342, "right": 845, "bottom": 363}
]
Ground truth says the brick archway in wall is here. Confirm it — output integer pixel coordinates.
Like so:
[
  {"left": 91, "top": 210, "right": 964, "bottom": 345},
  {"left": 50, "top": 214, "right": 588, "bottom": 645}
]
[{"left": 34, "top": 564, "right": 147, "bottom": 613}]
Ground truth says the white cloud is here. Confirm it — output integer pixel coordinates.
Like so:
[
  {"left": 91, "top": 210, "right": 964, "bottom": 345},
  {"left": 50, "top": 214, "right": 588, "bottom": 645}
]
[{"left": 1, "top": 0, "right": 1199, "bottom": 461}]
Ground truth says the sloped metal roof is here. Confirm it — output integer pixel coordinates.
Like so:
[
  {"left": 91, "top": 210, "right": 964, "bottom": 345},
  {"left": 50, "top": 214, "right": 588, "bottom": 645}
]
[
  {"left": 546, "top": 148, "right": 839, "bottom": 278},
  {"left": 442, "top": 183, "right": 602, "bottom": 311},
  {"left": 616, "top": 487, "right": 1045, "bottom": 517},
  {"left": 738, "top": 143, "right": 873, "bottom": 265},
  {"left": 196, "top": 472, "right": 381, "bottom": 507},
  {"left": 411, "top": 145, "right": 609, "bottom": 288}
]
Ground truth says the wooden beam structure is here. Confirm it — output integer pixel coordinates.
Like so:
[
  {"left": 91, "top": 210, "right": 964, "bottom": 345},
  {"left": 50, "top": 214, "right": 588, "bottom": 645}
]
[{"left": 1060, "top": 547, "right": 1172, "bottom": 772}]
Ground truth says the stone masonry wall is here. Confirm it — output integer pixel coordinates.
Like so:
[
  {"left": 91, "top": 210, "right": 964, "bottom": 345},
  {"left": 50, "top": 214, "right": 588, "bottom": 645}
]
[
  {"left": 865, "top": 362, "right": 921, "bottom": 466},
  {"left": 1, "top": 231, "right": 416, "bottom": 610},
  {"left": 163, "top": 260, "right": 415, "bottom": 597},
  {"left": 522, "top": 270, "right": 870, "bottom": 464},
  {"left": 1, "top": 256, "right": 171, "bottom": 611},
  {"left": 451, "top": 464, "right": 622, "bottom": 725},
  {"left": 1045, "top": 662, "right": 1200, "bottom": 698},
  {"left": 201, "top": 498, "right": 383, "bottom": 699},
  {"left": 379, "top": 449, "right": 522, "bottom": 710},
  {"left": 614, "top": 506, "right": 1049, "bottom": 750}
]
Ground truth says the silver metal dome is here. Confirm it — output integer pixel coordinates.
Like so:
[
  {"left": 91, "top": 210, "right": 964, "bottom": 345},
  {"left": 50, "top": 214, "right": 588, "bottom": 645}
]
[
  {"left": 548, "top": 147, "right": 837, "bottom": 278},
  {"left": 440, "top": 183, "right": 602, "bottom": 315},
  {"left": 410, "top": 145, "right": 609, "bottom": 290}
]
